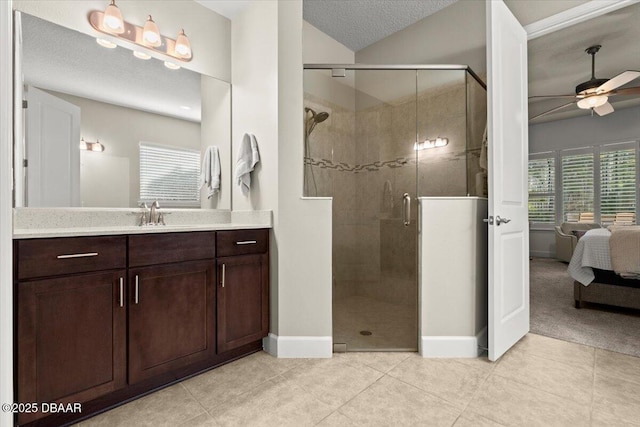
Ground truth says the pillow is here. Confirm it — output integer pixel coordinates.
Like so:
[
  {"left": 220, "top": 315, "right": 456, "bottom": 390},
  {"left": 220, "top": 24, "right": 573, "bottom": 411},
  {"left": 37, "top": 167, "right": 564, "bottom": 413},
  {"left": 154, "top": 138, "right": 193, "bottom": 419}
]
[{"left": 572, "top": 230, "right": 588, "bottom": 240}]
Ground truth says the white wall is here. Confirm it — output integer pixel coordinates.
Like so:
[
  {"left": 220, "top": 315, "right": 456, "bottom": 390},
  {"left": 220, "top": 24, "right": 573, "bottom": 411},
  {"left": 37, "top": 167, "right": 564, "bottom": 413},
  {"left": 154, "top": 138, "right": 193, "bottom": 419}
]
[
  {"left": 355, "top": 0, "right": 486, "bottom": 74},
  {"left": 0, "top": 1, "right": 12, "bottom": 425},
  {"left": 529, "top": 105, "right": 640, "bottom": 258},
  {"left": 13, "top": 0, "right": 231, "bottom": 81},
  {"left": 303, "top": 21, "right": 354, "bottom": 64},
  {"left": 48, "top": 91, "right": 201, "bottom": 208},
  {"left": 420, "top": 197, "right": 488, "bottom": 357},
  {"left": 231, "top": 0, "right": 333, "bottom": 357}
]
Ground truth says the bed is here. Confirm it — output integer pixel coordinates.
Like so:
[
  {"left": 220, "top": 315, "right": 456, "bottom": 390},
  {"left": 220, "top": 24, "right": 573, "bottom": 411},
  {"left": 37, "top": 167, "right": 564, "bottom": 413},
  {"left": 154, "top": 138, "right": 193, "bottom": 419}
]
[{"left": 568, "top": 227, "right": 640, "bottom": 310}]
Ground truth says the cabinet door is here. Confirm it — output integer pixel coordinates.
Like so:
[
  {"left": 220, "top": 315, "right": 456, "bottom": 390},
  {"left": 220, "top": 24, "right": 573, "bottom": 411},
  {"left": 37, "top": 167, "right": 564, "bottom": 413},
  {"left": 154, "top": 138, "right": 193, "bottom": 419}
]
[
  {"left": 128, "top": 260, "right": 216, "bottom": 384},
  {"left": 217, "top": 254, "right": 269, "bottom": 353},
  {"left": 17, "top": 271, "right": 127, "bottom": 424}
]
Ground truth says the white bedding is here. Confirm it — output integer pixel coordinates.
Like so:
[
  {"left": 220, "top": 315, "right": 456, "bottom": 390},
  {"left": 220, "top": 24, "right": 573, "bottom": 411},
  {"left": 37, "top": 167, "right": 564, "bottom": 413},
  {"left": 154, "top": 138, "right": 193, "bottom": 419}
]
[{"left": 567, "top": 228, "right": 612, "bottom": 286}]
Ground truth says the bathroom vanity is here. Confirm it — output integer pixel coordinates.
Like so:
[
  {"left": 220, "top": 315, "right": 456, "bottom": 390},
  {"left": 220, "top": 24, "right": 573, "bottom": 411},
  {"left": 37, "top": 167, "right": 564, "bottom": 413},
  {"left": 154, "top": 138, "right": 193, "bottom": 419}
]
[{"left": 13, "top": 224, "right": 270, "bottom": 426}]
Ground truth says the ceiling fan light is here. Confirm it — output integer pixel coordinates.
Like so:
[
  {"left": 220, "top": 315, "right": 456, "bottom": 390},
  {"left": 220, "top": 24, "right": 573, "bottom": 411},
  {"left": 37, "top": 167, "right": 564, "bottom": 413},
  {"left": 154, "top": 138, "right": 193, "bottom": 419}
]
[
  {"left": 175, "top": 29, "right": 191, "bottom": 58},
  {"left": 143, "top": 15, "right": 161, "bottom": 47},
  {"left": 102, "top": 0, "right": 124, "bottom": 34},
  {"left": 577, "top": 95, "right": 608, "bottom": 109}
]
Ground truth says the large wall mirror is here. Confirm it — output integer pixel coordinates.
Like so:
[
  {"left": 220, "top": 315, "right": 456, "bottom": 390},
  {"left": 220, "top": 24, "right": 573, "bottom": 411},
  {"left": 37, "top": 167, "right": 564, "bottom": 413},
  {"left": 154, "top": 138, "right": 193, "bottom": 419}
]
[{"left": 14, "top": 12, "right": 231, "bottom": 209}]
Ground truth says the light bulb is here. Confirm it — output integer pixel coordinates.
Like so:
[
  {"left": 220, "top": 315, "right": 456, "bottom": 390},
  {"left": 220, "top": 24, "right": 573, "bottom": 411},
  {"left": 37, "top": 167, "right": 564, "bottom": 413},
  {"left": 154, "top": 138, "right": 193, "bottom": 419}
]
[
  {"left": 175, "top": 29, "right": 191, "bottom": 58},
  {"left": 164, "top": 61, "right": 180, "bottom": 70},
  {"left": 133, "top": 50, "right": 151, "bottom": 60},
  {"left": 79, "top": 138, "right": 88, "bottom": 150},
  {"left": 577, "top": 95, "right": 608, "bottom": 109},
  {"left": 96, "top": 38, "right": 117, "bottom": 49},
  {"left": 143, "top": 15, "right": 161, "bottom": 47},
  {"left": 102, "top": 0, "right": 124, "bottom": 34},
  {"left": 91, "top": 141, "right": 105, "bottom": 152}
]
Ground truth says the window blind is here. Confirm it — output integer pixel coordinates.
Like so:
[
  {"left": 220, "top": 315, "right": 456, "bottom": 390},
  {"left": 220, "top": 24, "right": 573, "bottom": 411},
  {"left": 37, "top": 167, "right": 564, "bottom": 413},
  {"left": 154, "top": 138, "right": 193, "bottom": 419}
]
[
  {"left": 562, "top": 153, "right": 593, "bottom": 221},
  {"left": 600, "top": 148, "right": 636, "bottom": 216},
  {"left": 528, "top": 157, "right": 555, "bottom": 223},
  {"left": 139, "top": 142, "right": 200, "bottom": 204}
]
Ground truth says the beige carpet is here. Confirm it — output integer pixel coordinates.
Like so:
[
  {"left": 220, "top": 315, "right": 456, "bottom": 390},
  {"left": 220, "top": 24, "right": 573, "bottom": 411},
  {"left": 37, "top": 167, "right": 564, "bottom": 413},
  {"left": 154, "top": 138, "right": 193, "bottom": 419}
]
[{"left": 530, "top": 257, "right": 640, "bottom": 357}]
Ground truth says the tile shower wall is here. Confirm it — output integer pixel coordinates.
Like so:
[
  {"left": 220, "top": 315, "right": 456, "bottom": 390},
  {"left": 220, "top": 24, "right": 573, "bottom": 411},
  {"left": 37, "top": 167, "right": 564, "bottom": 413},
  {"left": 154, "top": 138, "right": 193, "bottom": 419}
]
[{"left": 305, "top": 73, "right": 484, "bottom": 312}]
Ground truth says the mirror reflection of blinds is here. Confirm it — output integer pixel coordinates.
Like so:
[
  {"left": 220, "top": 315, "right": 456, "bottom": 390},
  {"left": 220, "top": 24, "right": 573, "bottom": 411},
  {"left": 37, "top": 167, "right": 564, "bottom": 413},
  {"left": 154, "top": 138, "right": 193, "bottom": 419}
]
[
  {"left": 562, "top": 153, "right": 594, "bottom": 220},
  {"left": 139, "top": 142, "right": 200, "bottom": 203},
  {"left": 528, "top": 157, "right": 555, "bottom": 223},
  {"left": 601, "top": 148, "right": 636, "bottom": 215}
]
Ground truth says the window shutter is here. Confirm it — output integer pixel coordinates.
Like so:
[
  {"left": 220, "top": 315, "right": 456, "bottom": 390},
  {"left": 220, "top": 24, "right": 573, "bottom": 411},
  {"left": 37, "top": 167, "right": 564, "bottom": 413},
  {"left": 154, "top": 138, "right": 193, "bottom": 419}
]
[
  {"left": 600, "top": 148, "right": 636, "bottom": 217},
  {"left": 528, "top": 157, "right": 555, "bottom": 223},
  {"left": 139, "top": 142, "right": 200, "bottom": 204},
  {"left": 562, "top": 153, "right": 593, "bottom": 221}
]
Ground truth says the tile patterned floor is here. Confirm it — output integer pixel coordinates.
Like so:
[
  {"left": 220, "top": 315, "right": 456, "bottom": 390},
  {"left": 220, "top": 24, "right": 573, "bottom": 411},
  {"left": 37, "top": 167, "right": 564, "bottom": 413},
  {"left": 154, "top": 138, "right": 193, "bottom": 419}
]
[{"left": 80, "top": 333, "right": 640, "bottom": 427}]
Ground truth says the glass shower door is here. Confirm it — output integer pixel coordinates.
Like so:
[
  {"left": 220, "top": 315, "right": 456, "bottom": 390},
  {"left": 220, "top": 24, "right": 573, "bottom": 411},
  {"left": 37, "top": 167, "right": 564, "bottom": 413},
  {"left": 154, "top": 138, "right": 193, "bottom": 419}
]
[{"left": 305, "top": 68, "right": 418, "bottom": 351}]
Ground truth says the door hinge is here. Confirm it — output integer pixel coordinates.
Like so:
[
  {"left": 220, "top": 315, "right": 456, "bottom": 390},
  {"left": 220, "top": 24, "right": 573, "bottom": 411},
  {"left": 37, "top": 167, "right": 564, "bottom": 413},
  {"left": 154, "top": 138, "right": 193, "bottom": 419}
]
[
  {"left": 23, "top": 159, "right": 28, "bottom": 168},
  {"left": 22, "top": 100, "right": 27, "bottom": 109}
]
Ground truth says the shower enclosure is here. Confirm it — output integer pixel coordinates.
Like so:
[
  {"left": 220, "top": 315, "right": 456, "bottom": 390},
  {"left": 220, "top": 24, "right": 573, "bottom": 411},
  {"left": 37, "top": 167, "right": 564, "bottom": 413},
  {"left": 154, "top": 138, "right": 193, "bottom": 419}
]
[{"left": 303, "top": 65, "right": 487, "bottom": 351}]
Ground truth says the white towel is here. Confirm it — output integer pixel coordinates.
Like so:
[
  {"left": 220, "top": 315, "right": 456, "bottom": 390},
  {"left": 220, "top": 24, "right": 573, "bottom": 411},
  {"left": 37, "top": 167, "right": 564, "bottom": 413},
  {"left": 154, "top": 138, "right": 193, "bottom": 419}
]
[
  {"left": 479, "top": 125, "right": 488, "bottom": 171},
  {"left": 236, "top": 133, "right": 260, "bottom": 196},
  {"left": 200, "top": 146, "right": 221, "bottom": 199}
]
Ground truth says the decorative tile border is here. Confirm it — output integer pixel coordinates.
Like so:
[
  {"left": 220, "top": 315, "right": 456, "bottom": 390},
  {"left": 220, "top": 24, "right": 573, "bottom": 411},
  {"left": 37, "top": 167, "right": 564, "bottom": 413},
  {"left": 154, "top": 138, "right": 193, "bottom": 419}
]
[{"left": 304, "top": 156, "right": 412, "bottom": 173}]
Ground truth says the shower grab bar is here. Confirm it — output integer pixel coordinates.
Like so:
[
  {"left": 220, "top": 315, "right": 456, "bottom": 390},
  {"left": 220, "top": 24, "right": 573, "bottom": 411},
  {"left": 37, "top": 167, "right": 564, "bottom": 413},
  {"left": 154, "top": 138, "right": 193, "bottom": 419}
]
[{"left": 403, "top": 193, "right": 411, "bottom": 227}]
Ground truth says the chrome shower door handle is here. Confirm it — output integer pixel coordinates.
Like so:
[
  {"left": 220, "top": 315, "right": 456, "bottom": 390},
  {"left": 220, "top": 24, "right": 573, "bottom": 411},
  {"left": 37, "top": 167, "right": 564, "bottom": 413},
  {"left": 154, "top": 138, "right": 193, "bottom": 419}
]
[{"left": 402, "top": 193, "right": 411, "bottom": 226}]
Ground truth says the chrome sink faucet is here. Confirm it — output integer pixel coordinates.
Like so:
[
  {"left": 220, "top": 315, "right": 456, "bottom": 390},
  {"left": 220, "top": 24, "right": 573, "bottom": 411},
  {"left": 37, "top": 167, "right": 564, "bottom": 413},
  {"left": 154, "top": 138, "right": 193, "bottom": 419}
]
[
  {"left": 150, "top": 200, "right": 160, "bottom": 225},
  {"left": 138, "top": 201, "right": 165, "bottom": 226}
]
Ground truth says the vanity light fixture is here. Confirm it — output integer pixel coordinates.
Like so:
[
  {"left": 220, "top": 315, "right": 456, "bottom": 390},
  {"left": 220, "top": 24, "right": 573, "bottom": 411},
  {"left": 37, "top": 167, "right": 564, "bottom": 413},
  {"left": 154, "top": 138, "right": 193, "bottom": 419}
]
[
  {"left": 102, "top": 0, "right": 124, "bottom": 34},
  {"left": 414, "top": 137, "right": 449, "bottom": 151},
  {"left": 90, "top": 4, "right": 193, "bottom": 64},
  {"left": 80, "top": 138, "right": 105, "bottom": 152}
]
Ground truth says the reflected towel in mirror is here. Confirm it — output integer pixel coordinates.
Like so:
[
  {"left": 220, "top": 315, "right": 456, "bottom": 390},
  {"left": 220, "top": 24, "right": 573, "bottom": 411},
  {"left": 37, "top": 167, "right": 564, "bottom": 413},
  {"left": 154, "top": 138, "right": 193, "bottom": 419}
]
[
  {"left": 236, "top": 133, "right": 260, "bottom": 196},
  {"left": 200, "top": 145, "right": 221, "bottom": 198}
]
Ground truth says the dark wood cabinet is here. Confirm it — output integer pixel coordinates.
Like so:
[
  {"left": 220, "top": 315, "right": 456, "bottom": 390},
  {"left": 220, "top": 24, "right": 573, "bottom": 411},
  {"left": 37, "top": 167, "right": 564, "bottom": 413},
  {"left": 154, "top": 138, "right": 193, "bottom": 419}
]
[
  {"left": 15, "top": 229, "right": 269, "bottom": 426},
  {"left": 17, "top": 270, "right": 127, "bottom": 425},
  {"left": 217, "top": 230, "right": 269, "bottom": 354},
  {"left": 128, "top": 260, "right": 216, "bottom": 384}
]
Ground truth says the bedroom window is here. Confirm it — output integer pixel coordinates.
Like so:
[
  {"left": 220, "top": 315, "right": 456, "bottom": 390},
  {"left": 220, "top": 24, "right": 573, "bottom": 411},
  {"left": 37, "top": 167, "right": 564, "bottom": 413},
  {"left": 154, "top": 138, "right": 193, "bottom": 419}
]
[
  {"left": 600, "top": 148, "right": 636, "bottom": 224},
  {"left": 528, "top": 157, "right": 555, "bottom": 223},
  {"left": 561, "top": 153, "right": 594, "bottom": 222},
  {"left": 139, "top": 142, "right": 201, "bottom": 207}
]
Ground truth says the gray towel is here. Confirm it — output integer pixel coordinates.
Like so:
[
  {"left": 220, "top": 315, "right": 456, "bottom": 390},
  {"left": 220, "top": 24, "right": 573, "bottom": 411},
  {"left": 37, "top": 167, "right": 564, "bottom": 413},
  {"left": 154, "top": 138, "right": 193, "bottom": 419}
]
[
  {"left": 236, "top": 133, "right": 260, "bottom": 196},
  {"left": 200, "top": 146, "right": 221, "bottom": 199}
]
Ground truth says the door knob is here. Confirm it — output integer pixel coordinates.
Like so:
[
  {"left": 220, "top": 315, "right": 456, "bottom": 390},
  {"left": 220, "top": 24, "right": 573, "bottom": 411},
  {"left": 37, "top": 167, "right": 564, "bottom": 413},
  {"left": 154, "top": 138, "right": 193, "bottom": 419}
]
[{"left": 496, "top": 215, "right": 511, "bottom": 226}]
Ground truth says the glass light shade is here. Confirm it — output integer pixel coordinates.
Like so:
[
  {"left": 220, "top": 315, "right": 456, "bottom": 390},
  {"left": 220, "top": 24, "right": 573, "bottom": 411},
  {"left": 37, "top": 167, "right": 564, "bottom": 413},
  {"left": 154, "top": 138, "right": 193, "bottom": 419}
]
[
  {"left": 577, "top": 95, "right": 608, "bottom": 109},
  {"left": 91, "top": 141, "right": 105, "bottom": 152},
  {"left": 79, "top": 138, "right": 88, "bottom": 150},
  {"left": 434, "top": 137, "right": 448, "bottom": 147},
  {"left": 133, "top": 50, "right": 151, "bottom": 60},
  {"left": 175, "top": 30, "right": 191, "bottom": 58},
  {"left": 143, "top": 16, "right": 161, "bottom": 47},
  {"left": 102, "top": 0, "right": 124, "bottom": 34},
  {"left": 164, "top": 61, "right": 180, "bottom": 70},
  {"left": 96, "top": 38, "right": 117, "bottom": 49}
]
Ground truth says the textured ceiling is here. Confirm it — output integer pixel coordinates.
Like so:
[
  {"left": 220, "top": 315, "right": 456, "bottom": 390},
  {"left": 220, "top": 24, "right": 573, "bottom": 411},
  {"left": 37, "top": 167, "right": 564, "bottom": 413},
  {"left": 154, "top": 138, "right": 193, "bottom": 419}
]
[
  {"left": 21, "top": 13, "right": 201, "bottom": 122},
  {"left": 528, "top": 2, "right": 640, "bottom": 123},
  {"left": 303, "top": 0, "right": 459, "bottom": 52}
]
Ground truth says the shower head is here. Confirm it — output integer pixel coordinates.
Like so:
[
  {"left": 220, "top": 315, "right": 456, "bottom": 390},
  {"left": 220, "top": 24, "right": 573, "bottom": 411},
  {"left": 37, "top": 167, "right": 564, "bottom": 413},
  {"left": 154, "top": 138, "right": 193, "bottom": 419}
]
[{"left": 305, "top": 107, "right": 330, "bottom": 124}]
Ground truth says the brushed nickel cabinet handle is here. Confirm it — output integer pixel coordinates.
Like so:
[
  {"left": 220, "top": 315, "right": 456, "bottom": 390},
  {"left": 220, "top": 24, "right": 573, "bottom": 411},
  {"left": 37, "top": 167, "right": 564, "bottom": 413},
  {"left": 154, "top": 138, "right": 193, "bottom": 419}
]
[
  {"left": 134, "top": 275, "right": 139, "bottom": 304},
  {"left": 119, "top": 277, "right": 124, "bottom": 308},
  {"left": 236, "top": 240, "right": 257, "bottom": 245},
  {"left": 57, "top": 252, "right": 98, "bottom": 259},
  {"left": 221, "top": 264, "right": 226, "bottom": 288}
]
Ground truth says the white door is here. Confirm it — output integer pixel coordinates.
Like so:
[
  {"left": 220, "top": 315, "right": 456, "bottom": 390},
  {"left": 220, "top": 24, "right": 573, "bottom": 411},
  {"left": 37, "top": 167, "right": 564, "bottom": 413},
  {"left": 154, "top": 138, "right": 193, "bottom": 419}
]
[
  {"left": 26, "top": 86, "right": 81, "bottom": 207},
  {"left": 487, "top": 0, "right": 529, "bottom": 361}
]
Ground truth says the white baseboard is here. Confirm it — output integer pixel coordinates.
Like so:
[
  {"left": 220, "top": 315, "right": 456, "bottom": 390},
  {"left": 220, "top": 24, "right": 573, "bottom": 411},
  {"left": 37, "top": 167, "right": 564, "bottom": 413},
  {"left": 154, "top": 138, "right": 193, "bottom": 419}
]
[
  {"left": 262, "top": 333, "right": 332, "bottom": 358},
  {"left": 420, "top": 327, "right": 487, "bottom": 358},
  {"left": 530, "top": 250, "right": 554, "bottom": 258}
]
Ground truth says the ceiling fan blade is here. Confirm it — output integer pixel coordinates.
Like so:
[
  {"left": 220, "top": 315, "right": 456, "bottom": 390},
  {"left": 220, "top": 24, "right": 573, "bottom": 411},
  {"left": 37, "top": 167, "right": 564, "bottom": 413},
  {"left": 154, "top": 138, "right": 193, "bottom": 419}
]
[
  {"left": 597, "top": 71, "right": 640, "bottom": 93},
  {"left": 528, "top": 94, "right": 576, "bottom": 100},
  {"left": 594, "top": 102, "right": 614, "bottom": 116},
  {"left": 529, "top": 101, "right": 576, "bottom": 121},
  {"left": 611, "top": 86, "right": 640, "bottom": 96}
]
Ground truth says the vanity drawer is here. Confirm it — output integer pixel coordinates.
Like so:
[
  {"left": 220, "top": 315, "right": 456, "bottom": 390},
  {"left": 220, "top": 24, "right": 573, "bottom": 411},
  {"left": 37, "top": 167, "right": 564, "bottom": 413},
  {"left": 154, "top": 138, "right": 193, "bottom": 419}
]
[
  {"left": 129, "top": 231, "right": 216, "bottom": 267},
  {"left": 17, "top": 236, "right": 127, "bottom": 280},
  {"left": 217, "top": 229, "right": 269, "bottom": 257}
]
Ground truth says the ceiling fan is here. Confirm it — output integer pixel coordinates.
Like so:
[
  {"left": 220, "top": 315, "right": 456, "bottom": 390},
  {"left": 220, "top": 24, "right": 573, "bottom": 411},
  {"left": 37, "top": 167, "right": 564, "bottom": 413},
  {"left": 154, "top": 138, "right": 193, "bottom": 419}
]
[{"left": 529, "top": 45, "right": 640, "bottom": 121}]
